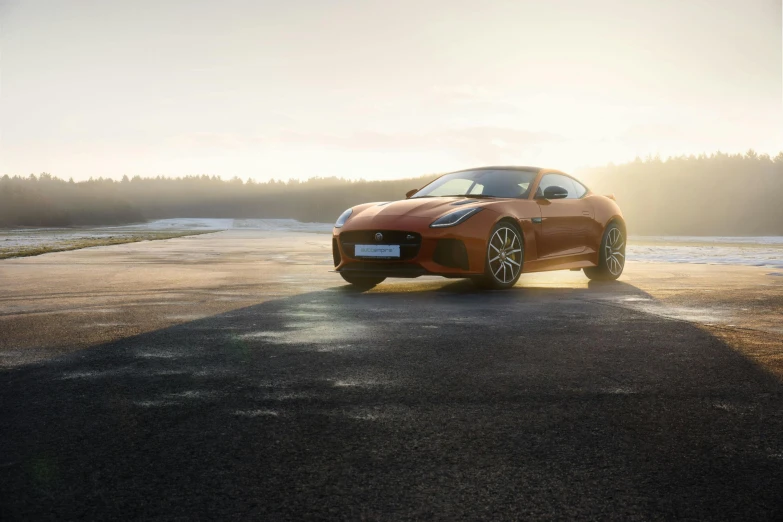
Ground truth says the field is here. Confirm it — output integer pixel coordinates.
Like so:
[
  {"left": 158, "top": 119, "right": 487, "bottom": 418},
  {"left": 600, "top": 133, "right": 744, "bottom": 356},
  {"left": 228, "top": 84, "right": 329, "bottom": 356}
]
[
  {"left": 0, "top": 218, "right": 333, "bottom": 259},
  {"left": 3, "top": 218, "right": 783, "bottom": 270},
  {"left": 1, "top": 227, "right": 782, "bottom": 519}
]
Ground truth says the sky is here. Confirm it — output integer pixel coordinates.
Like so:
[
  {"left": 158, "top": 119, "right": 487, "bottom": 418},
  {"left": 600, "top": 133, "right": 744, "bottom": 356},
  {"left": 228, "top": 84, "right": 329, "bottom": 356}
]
[{"left": 0, "top": 0, "right": 781, "bottom": 181}]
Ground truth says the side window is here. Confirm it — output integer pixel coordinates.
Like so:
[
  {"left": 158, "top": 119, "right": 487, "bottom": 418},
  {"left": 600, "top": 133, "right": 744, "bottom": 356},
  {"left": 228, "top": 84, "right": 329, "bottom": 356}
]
[
  {"left": 536, "top": 174, "right": 577, "bottom": 199},
  {"left": 571, "top": 178, "right": 588, "bottom": 198}
]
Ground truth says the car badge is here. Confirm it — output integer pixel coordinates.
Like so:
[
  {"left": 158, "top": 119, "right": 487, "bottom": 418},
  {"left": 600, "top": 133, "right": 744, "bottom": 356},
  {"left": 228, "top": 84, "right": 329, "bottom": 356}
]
[
  {"left": 406, "top": 234, "right": 415, "bottom": 240},
  {"left": 375, "top": 232, "right": 383, "bottom": 242}
]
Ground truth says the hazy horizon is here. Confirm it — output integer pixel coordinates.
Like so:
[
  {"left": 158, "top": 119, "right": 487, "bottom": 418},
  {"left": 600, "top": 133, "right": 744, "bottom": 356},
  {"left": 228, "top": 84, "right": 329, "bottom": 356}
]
[{"left": 1, "top": 0, "right": 781, "bottom": 182}]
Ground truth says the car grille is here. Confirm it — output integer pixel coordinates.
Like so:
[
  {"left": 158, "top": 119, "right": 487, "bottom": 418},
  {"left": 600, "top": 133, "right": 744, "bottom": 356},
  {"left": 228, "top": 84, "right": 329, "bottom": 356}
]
[{"left": 339, "top": 230, "right": 422, "bottom": 260}]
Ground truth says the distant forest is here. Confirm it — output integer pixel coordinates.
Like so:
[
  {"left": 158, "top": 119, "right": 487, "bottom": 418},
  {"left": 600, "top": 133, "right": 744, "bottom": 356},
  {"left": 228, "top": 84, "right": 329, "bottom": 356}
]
[
  {"left": 0, "top": 172, "right": 438, "bottom": 228},
  {"left": 2, "top": 151, "right": 782, "bottom": 235},
  {"left": 582, "top": 151, "right": 783, "bottom": 235}
]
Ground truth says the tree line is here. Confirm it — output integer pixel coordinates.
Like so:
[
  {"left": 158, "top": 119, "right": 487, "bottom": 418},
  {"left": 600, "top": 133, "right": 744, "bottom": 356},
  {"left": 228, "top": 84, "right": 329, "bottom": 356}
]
[
  {"left": 581, "top": 151, "right": 783, "bottom": 235},
  {"left": 0, "top": 173, "right": 437, "bottom": 228},
  {"left": 2, "top": 150, "right": 782, "bottom": 235}
]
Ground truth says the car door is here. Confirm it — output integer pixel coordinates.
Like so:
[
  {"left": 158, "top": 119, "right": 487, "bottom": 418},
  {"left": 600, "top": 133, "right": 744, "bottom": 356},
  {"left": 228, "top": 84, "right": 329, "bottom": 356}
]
[
  {"left": 534, "top": 173, "right": 594, "bottom": 258},
  {"left": 567, "top": 176, "right": 599, "bottom": 252}
]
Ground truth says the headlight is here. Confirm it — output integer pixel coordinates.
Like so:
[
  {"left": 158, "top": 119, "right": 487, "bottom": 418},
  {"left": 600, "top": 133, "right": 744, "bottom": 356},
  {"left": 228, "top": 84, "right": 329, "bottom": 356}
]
[
  {"left": 430, "top": 207, "right": 483, "bottom": 228},
  {"left": 334, "top": 208, "right": 353, "bottom": 228}
]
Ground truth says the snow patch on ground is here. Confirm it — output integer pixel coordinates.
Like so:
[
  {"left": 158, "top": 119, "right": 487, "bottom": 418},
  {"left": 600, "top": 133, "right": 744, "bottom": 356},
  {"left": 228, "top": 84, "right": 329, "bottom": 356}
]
[
  {"left": 0, "top": 218, "right": 333, "bottom": 252},
  {"left": 631, "top": 235, "right": 783, "bottom": 245},
  {"left": 232, "top": 219, "right": 333, "bottom": 233},
  {"left": 109, "top": 218, "right": 234, "bottom": 231},
  {"left": 122, "top": 218, "right": 332, "bottom": 233},
  {"left": 3, "top": 219, "right": 782, "bottom": 269},
  {"left": 627, "top": 237, "right": 783, "bottom": 269}
]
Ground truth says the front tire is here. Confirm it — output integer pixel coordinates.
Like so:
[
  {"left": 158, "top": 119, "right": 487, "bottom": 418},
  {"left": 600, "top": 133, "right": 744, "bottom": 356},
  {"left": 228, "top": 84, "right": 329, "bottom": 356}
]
[
  {"left": 584, "top": 222, "right": 625, "bottom": 281},
  {"left": 474, "top": 221, "right": 523, "bottom": 289},
  {"left": 340, "top": 273, "right": 386, "bottom": 289}
]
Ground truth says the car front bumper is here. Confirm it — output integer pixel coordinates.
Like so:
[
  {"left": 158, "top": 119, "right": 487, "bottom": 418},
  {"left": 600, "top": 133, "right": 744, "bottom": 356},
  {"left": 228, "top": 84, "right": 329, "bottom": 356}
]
[{"left": 332, "top": 211, "right": 499, "bottom": 278}]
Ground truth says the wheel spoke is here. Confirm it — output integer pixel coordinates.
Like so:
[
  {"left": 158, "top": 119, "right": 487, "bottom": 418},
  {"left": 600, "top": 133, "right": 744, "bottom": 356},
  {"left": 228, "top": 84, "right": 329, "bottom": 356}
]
[
  {"left": 490, "top": 243, "right": 501, "bottom": 253},
  {"left": 609, "top": 256, "right": 621, "bottom": 274},
  {"left": 489, "top": 255, "right": 500, "bottom": 263},
  {"left": 506, "top": 258, "right": 520, "bottom": 267}
]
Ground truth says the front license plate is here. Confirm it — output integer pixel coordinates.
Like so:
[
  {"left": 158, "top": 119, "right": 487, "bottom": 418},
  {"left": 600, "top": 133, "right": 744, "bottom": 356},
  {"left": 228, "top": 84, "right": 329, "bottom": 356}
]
[{"left": 355, "top": 244, "right": 400, "bottom": 258}]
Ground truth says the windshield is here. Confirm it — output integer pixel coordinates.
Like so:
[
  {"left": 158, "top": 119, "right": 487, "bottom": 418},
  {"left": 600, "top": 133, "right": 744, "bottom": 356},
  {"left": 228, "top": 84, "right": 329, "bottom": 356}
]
[{"left": 412, "top": 169, "right": 538, "bottom": 199}]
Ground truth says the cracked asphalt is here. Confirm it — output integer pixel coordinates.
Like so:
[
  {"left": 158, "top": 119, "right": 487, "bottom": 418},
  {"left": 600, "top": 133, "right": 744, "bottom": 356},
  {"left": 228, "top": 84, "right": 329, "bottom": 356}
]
[{"left": 1, "top": 230, "right": 782, "bottom": 520}]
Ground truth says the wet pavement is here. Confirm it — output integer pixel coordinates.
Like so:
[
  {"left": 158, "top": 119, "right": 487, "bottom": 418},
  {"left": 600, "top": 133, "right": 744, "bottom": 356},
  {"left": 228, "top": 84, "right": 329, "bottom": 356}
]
[{"left": 1, "top": 230, "right": 782, "bottom": 520}]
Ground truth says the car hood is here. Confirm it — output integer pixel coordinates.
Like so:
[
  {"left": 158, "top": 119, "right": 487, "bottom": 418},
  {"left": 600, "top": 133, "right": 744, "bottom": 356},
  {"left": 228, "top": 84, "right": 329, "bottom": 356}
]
[{"left": 353, "top": 197, "right": 491, "bottom": 219}]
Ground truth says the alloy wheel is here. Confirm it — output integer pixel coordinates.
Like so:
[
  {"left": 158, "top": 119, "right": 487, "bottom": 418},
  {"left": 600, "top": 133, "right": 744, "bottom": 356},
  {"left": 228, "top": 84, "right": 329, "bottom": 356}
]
[
  {"left": 605, "top": 227, "right": 625, "bottom": 276},
  {"left": 488, "top": 226, "right": 522, "bottom": 284}
]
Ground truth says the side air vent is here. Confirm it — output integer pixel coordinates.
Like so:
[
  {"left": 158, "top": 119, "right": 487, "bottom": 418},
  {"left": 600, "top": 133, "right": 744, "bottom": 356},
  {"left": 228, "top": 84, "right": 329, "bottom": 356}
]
[
  {"left": 332, "top": 237, "right": 341, "bottom": 266},
  {"left": 433, "top": 239, "right": 469, "bottom": 270}
]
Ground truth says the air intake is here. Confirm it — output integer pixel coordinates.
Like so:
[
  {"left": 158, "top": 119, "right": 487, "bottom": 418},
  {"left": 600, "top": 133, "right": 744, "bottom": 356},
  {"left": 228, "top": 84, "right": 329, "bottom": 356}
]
[
  {"left": 433, "top": 239, "right": 469, "bottom": 270},
  {"left": 332, "top": 238, "right": 341, "bottom": 266}
]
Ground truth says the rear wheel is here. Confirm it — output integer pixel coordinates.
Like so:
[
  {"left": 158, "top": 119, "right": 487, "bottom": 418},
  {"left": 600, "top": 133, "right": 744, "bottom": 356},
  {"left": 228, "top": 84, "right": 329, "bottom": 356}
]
[
  {"left": 340, "top": 273, "right": 386, "bottom": 289},
  {"left": 474, "top": 222, "right": 523, "bottom": 289},
  {"left": 584, "top": 222, "right": 625, "bottom": 281}
]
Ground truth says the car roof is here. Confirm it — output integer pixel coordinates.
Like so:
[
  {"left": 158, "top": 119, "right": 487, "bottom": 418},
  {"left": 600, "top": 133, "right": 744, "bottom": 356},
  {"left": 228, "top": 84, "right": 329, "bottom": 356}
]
[{"left": 450, "top": 166, "right": 543, "bottom": 174}]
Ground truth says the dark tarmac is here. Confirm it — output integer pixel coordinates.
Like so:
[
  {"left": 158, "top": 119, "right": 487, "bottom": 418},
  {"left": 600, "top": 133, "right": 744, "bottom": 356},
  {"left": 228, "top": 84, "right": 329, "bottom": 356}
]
[{"left": 1, "top": 231, "right": 782, "bottom": 520}]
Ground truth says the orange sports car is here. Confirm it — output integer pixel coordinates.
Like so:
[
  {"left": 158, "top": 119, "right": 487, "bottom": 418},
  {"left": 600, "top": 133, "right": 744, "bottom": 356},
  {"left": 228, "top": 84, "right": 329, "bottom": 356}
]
[{"left": 332, "top": 166, "right": 625, "bottom": 289}]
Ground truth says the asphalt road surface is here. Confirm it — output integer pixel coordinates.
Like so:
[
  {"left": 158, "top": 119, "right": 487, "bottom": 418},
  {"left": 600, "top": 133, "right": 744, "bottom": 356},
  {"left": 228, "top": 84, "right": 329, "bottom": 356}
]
[{"left": 1, "top": 230, "right": 782, "bottom": 520}]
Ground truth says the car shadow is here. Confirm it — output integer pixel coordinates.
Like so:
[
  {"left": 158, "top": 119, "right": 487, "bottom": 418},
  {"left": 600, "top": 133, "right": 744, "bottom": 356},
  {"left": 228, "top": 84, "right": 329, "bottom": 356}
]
[{"left": 1, "top": 282, "right": 782, "bottom": 520}]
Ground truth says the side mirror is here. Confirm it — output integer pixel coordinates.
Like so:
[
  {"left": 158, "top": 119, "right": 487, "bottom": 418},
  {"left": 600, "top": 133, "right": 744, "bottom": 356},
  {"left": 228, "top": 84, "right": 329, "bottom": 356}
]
[
  {"left": 542, "top": 186, "right": 568, "bottom": 200},
  {"left": 405, "top": 189, "right": 418, "bottom": 199}
]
